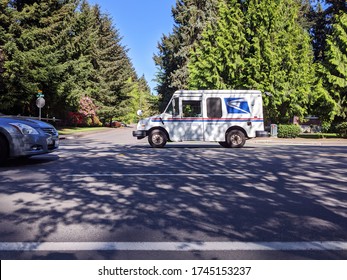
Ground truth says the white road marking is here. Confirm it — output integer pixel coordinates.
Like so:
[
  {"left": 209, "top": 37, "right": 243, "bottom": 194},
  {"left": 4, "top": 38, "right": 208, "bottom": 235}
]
[
  {"left": 1, "top": 241, "right": 347, "bottom": 251},
  {"left": 67, "top": 173, "right": 245, "bottom": 178}
]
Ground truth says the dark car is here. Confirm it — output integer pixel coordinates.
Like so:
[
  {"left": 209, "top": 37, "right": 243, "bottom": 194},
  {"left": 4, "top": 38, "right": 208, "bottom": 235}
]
[{"left": 0, "top": 114, "right": 59, "bottom": 162}]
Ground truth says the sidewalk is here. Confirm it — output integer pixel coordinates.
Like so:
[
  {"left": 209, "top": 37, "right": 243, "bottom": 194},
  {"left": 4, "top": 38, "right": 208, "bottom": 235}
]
[{"left": 249, "top": 137, "right": 347, "bottom": 146}]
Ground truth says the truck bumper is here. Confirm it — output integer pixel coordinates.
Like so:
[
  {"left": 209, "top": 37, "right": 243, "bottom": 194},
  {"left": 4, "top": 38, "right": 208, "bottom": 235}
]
[{"left": 132, "top": 130, "right": 147, "bottom": 139}]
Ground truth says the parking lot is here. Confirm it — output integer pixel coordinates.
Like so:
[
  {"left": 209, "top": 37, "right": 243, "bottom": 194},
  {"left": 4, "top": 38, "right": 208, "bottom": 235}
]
[{"left": 1, "top": 127, "right": 347, "bottom": 259}]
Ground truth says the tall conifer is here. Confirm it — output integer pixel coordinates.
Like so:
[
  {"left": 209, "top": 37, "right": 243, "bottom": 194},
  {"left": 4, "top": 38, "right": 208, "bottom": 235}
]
[
  {"left": 323, "top": 12, "right": 347, "bottom": 119},
  {"left": 154, "top": 0, "right": 218, "bottom": 109},
  {"left": 188, "top": 0, "right": 246, "bottom": 89},
  {"left": 243, "top": 0, "right": 315, "bottom": 123}
]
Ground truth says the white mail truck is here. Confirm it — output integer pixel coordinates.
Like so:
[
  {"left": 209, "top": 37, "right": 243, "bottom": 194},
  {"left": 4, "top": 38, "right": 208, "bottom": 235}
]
[{"left": 133, "top": 90, "right": 267, "bottom": 148}]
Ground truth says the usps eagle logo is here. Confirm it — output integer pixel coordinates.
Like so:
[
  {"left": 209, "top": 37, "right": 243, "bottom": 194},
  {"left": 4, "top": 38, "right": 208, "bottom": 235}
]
[{"left": 224, "top": 98, "right": 251, "bottom": 114}]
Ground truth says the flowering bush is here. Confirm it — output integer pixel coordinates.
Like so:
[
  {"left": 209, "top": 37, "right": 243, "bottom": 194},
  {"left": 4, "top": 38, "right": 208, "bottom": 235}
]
[
  {"left": 79, "top": 96, "right": 97, "bottom": 117},
  {"left": 67, "top": 112, "right": 85, "bottom": 126},
  {"left": 65, "top": 96, "right": 102, "bottom": 127}
]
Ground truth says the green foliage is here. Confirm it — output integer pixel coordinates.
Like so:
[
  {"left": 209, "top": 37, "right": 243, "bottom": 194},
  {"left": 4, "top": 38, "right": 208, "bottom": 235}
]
[
  {"left": 308, "top": 71, "right": 338, "bottom": 124},
  {"left": 277, "top": 124, "right": 301, "bottom": 138},
  {"left": 157, "top": 0, "right": 347, "bottom": 126},
  {"left": 322, "top": 12, "right": 347, "bottom": 119},
  {"left": 154, "top": 0, "right": 219, "bottom": 110},
  {"left": 242, "top": 0, "right": 316, "bottom": 123},
  {"left": 321, "top": 121, "right": 331, "bottom": 133},
  {"left": 0, "top": 0, "right": 152, "bottom": 124},
  {"left": 335, "top": 122, "right": 347, "bottom": 138},
  {"left": 162, "top": 0, "right": 317, "bottom": 124},
  {"left": 189, "top": 0, "right": 246, "bottom": 90}
]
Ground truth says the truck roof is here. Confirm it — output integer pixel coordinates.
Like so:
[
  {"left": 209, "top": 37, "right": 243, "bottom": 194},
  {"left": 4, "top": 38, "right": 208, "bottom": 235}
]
[{"left": 174, "top": 90, "right": 262, "bottom": 95}]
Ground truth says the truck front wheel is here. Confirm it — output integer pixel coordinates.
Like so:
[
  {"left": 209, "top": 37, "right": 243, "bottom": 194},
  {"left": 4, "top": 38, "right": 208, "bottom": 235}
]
[
  {"left": 148, "top": 129, "right": 167, "bottom": 148},
  {"left": 227, "top": 130, "right": 246, "bottom": 148}
]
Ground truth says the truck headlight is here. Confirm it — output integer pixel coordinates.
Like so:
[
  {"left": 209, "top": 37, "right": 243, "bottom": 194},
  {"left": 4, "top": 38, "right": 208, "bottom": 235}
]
[{"left": 10, "top": 123, "right": 39, "bottom": 135}]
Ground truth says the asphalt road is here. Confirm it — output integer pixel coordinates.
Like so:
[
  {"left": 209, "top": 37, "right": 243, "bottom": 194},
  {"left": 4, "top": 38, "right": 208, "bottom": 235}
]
[{"left": 1, "top": 127, "right": 347, "bottom": 259}]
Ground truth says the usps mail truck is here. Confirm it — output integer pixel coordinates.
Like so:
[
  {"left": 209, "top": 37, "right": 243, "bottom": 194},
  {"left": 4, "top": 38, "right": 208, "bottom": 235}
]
[{"left": 133, "top": 90, "right": 266, "bottom": 148}]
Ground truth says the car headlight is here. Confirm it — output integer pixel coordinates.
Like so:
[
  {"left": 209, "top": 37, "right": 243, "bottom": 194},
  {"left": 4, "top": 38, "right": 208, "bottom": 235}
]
[{"left": 10, "top": 123, "right": 39, "bottom": 135}]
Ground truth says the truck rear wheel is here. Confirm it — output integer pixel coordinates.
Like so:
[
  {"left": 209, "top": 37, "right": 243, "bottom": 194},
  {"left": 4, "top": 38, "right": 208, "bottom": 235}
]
[
  {"left": 148, "top": 129, "right": 167, "bottom": 148},
  {"left": 227, "top": 130, "right": 246, "bottom": 148}
]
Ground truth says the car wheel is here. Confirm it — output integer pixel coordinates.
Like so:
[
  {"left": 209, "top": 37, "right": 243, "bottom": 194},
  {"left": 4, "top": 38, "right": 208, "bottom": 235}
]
[
  {"left": 0, "top": 135, "right": 9, "bottom": 163},
  {"left": 148, "top": 129, "right": 167, "bottom": 148},
  {"left": 227, "top": 130, "right": 246, "bottom": 148}
]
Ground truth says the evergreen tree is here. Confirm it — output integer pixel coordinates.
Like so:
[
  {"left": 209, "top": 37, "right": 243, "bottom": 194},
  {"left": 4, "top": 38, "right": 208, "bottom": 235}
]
[
  {"left": 322, "top": 12, "right": 347, "bottom": 119},
  {"left": 309, "top": 0, "right": 347, "bottom": 61},
  {"left": 1, "top": 0, "right": 147, "bottom": 123},
  {"left": 243, "top": 0, "right": 315, "bottom": 123},
  {"left": 310, "top": 2, "right": 328, "bottom": 61},
  {"left": 90, "top": 4, "right": 138, "bottom": 124},
  {"left": 56, "top": 0, "right": 100, "bottom": 115},
  {"left": 188, "top": 0, "right": 246, "bottom": 89},
  {"left": 154, "top": 0, "right": 218, "bottom": 110},
  {"left": 0, "top": 0, "right": 78, "bottom": 116},
  {"left": 0, "top": 0, "right": 13, "bottom": 103}
]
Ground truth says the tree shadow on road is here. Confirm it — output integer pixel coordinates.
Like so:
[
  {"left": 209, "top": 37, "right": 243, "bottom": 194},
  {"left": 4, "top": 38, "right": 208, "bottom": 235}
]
[{"left": 1, "top": 139, "right": 347, "bottom": 259}]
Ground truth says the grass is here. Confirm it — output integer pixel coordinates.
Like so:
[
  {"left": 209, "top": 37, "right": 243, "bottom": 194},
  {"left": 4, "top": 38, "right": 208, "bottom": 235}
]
[
  {"left": 298, "top": 133, "right": 339, "bottom": 139},
  {"left": 58, "top": 127, "right": 109, "bottom": 135}
]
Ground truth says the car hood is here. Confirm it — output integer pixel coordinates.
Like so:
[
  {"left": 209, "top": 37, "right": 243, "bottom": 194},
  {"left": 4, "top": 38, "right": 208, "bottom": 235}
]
[{"left": 0, "top": 116, "right": 54, "bottom": 128}]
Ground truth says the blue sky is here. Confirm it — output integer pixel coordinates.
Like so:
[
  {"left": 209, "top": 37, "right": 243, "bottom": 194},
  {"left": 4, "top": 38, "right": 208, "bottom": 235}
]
[{"left": 88, "top": 0, "right": 177, "bottom": 93}]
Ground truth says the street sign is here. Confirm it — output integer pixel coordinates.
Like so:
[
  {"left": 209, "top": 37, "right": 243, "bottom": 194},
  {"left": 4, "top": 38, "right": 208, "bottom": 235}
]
[
  {"left": 36, "top": 96, "right": 45, "bottom": 120},
  {"left": 37, "top": 90, "right": 44, "bottom": 98},
  {"left": 36, "top": 97, "right": 45, "bottom": 108}
]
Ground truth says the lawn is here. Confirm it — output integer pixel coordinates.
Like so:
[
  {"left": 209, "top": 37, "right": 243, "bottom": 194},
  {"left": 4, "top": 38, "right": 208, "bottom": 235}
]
[
  {"left": 58, "top": 127, "right": 110, "bottom": 135},
  {"left": 298, "top": 133, "right": 339, "bottom": 139}
]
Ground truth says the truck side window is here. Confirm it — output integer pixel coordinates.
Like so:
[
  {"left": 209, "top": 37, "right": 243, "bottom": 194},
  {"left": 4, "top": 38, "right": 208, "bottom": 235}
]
[
  {"left": 207, "top": 98, "right": 222, "bottom": 118},
  {"left": 182, "top": 100, "right": 201, "bottom": 118}
]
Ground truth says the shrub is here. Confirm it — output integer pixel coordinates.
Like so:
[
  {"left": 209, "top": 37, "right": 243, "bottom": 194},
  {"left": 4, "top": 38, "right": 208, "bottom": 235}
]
[
  {"left": 67, "top": 112, "right": 85, "bottom": 126},
  {"left": 278, "top": 124, "right": 301, "bottom": 138},
  {"left": 321, "top": 121, "right": 331, "bottom": 133},
  {"left": 336, "top": 122, "right": 347, "bottom": 138}
]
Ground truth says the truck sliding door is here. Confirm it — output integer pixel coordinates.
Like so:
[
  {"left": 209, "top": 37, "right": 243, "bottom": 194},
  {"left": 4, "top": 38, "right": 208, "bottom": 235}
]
[{"left": 204, "top": 97, "right": 225, "bottom": 141}]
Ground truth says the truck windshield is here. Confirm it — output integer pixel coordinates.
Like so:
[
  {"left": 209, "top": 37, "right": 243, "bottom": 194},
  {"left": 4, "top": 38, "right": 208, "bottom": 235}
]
[{"left": 164, "top": 97, "right": 179, "bottom": 116}]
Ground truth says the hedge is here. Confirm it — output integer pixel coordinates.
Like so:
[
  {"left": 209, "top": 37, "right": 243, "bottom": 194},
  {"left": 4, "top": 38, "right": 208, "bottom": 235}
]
[{"left": 277, "top": 124, "right": 301, "bottom": 138}]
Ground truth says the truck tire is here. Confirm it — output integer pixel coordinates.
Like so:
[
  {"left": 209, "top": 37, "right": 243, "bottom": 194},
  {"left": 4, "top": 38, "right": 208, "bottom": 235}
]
[
  {"left": 227, "top": 130, "right": 246, "bottom": 148},
  {"left": 0, "top": 135, "right": 9, "bottom": 163},
  {"left": 148, "top": 129, "right": 167, "bottom": 148}
]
